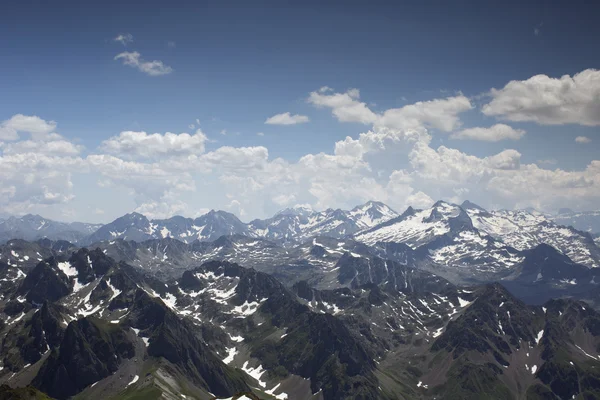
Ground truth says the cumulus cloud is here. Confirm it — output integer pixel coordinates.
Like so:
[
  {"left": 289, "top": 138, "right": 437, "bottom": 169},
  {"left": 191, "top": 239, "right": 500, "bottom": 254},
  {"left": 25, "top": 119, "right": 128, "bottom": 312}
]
[
  {"left": 114, "top": 51, "right": 173, "bottom": 76},
  {"left": 1, "top": 136, "right": 83, "bottom": 156},
  {"left": 0, "top": 115, "right": 87, "bottom": 214},
  {"left": 114, "top": 33, "right": 133, "bottom": 46},
  {"left": 482, "top": 69, "right": 600, "bottom": 126},
  {"left": 0, "top": 152, "right": 85, "bottom": 214},
  {"left": 451, "top": 124, "right": 526, "bottom": 141},
  {"left": 377, "top": 95, "right": 473, "bottom": 132},
  {"left": 576, "top": 136, "right": 592, "bottom": 144},
  {"left": 265, "top": 112, "right": 309, "bottom": 125},
  {"left": 4, "top": 72, "right": 600, "bottom": 221},
  {"left": 0, "top": 114, "right": 57, "bottom": 140},
  {"left": 100, "top": 130, "right": 207, "bottom": 159},
  {"left": 307, "top": 88, "right": 378, "bottom": 124},
  {"left": 308, "top": 88, "right": 472, "bottom": 132}
]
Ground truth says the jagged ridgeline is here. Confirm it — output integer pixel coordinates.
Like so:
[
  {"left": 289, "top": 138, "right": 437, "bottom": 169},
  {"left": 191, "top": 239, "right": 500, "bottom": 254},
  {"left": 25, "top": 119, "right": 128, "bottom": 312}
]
[{"left": 0, "top": 243, "right": 600, "bottom": 400}]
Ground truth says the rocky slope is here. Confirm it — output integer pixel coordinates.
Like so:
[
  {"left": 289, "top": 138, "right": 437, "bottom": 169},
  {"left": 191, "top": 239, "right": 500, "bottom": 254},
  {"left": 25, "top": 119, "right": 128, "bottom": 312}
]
[
  {"left": 552, "top": 209, "right": 600, "bottom": 235},
  {"left": 354, "top": 201, "right": 525, "bottom": 281},
  {"left": 462, "top": 201, "right": 600, "bottom": 268},
  {"left": 353, "top": 200, "right": 600, "bottom": 284},
  {"left": 2, "top": 242, "right": 600, "bottom": 399}
]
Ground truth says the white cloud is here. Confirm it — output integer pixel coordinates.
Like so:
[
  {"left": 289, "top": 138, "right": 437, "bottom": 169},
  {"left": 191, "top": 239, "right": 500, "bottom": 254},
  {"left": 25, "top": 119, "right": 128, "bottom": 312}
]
[
  {"left": 4, "top": 75, "right": 600, "bottom": 221},
  {"left": 87, "top": 154, "right": 196, "bottom": 206},
  {"left": 134, "top": 200, "right": 190, "bottom": 219},
  {"left": 377, "top": 95, "right": 473, "bottom": 132},
  {"left": 272, "top": 193, "right": 296, "bottom": 206},
  {"left": 1, "top": 135, "right": 83, "bottom": 156},
  {"left": 576, "top": 136, "right": 592, "bottom": 144},
  {"left": 265, "top": 112, "right": 309, "bottom": 125},
  {"left": 225, "top": 199, "right": 245, "bottom": 216},
  {"left": 257, "top": 132, "right": 265, "bottom": 136},
  {"left": 482, "top": 69, "right": 600, "bottom": 126},
  {"left": 308, "top": 88, "right": 472, "bottom": 132},
  {"left": 0, "top": 152, "right": 85, "bottom": 214},
  {"left": 167, "top": 41, "right": 176, "bottom": 48},
  {"left": 114, "top": 33, "right": 133, "bottom": 46},
  {"left": 0, "top": 114, "right": 57, "bottom": 140},
  {"left": 307, "top": 88, "right": 378, "bottom": 124},
  {"left": 114, "top": 51, "right": 173, "bottom": 76},
  {"left": 451, "top": 124, "right": 526, "bottom": 141},
  {"left": 100, "top": 130, "right": 207, "bottom": 159}
]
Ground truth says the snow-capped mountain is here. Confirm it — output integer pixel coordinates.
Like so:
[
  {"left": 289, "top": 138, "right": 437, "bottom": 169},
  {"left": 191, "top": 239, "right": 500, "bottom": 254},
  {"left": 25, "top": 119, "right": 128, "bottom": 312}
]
[
  {"left": 82, "top": 201, "right": 398, "bottom": 246},
  {"left": 248, "top": 200, "right": 398, "bottom": 242},
  {"left": 552, "top": 209, "right": 600, "bottom": 235},
  {"left": 354, "top": 201, "right": 524, "bottom": 279},
  {"left": 82, "top": 210, "right": 250, "bottom": 245},
  {"left": 462, "top": 201, "right": 600, "bottom": 268},
  {"left": 0, "top": 214, "right": 101, "bottom": 244}
]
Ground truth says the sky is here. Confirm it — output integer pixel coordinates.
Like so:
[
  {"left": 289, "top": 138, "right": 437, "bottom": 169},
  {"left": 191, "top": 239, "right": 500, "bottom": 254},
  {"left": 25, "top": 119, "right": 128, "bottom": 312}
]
[{"left": 1, "top": 0, "right": 599, "bottom": 223}]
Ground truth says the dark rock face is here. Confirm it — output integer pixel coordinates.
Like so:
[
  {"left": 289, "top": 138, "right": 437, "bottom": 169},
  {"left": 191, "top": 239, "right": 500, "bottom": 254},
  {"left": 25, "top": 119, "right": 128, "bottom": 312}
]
[
  {"left": 1, "top": 301, "right": 67, "bottom": 372},
  {"left": 432, "top": 284, "right": 541, "bottom": 356},
  {"left": 17, "top": 259, "right": 71, "bottom": 304},
  {"left": 127, "top": 289, "right": 249, "bottom": 397},
  {"left": 335, "top": 254, "right": 453, "bottom": 294},
  {"left": 33, "top": 317, "right": 135, "bottom": 399},
  {"left": 519, "top": 243, "right": 591, "bottom": 281},
  {"left": 430, "top": 283, "right": 600, "bottom": 399}
]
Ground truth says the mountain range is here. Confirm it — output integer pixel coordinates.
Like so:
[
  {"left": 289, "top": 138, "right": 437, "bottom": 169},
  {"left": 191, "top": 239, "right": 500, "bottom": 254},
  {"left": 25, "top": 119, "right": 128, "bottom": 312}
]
[
  {"left": 2, "top": 201, "right": 599, "bottom": 251},
  {"left": 2, "top": 200, "right": 600, "bottom": 398},
  {"left": 0, "top": 215, "right": 101, "bottom": 245},
  {"left": 2, "top": 245, "right": 600, "bottom": 399}
]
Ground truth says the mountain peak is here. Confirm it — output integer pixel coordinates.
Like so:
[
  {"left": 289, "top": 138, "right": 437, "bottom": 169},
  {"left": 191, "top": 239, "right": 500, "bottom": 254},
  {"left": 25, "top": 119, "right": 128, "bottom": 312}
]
[
  {"left": 274, "top": 204, "right": 313, "bottom": 218},
  {"left": 122, "top": 212, "right": 147, "bottom": 221},
  {"left": 460, "top": 200, "right": 486, "bottom": 212}
]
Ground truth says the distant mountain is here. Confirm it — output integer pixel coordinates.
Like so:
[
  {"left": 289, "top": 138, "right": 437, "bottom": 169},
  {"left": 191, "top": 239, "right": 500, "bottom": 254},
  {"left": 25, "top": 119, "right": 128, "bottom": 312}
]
[
  {"left": 499, "top": 243, "right": 600, "bottom": 305},
  {"left": 463, "top": 201, "right": 600, "bottom": 268},
  {"left": 552, "top": 209, "right": 600, "bottom": 235},
  {"left": 81, "top": 210, "right": 250, "bottom": 245},
  {"left": 80, "top": 201, "right": 398, "bottom": 246},
  {"left": 0, "top": 215, "right": 100, "bottom": 244},
  {"left": 247, "top": 200, "right": 398, "bottom": 243},
  {"left": 354, "top": 201, "right": 523, "bottom": 281}
]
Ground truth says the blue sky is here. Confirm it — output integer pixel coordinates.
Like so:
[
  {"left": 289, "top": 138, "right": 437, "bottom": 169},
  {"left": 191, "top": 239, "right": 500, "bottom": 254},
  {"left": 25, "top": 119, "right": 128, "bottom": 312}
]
[{"left": 1, "top": 0, "right": 599, "bottom": 222}]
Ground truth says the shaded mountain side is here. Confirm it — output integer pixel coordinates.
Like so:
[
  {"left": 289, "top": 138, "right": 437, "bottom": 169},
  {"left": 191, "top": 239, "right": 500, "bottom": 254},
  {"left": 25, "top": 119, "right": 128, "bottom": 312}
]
[
  {"left": 1, "top": 302, "right": 66, "bottom": 372},
  {"left": 125, "top": 289, "right": 250, "bottom": 397},
  {"left": 32, "top": 317, "right": 135, "bottom": 399},
  {"left": 16, "top": 258, "right": 72, "bottom": 304},
  {"left": 334, "top": 253, "right": 454, "bottom": 294},
  {"left": 501, "top": 244, "right": 600, "bottom": 306},
  {"left": 250, "top": 295, "right": 381, "bottom": 399},
  {"left": 5, "top": 242, "right": 600, "bottom": 399},
  {"left": 187, "top": 261, "right": 382, "bottom": 399},
  {"left": 426, "top": 284, "right": 600, "bottom": 399}
]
